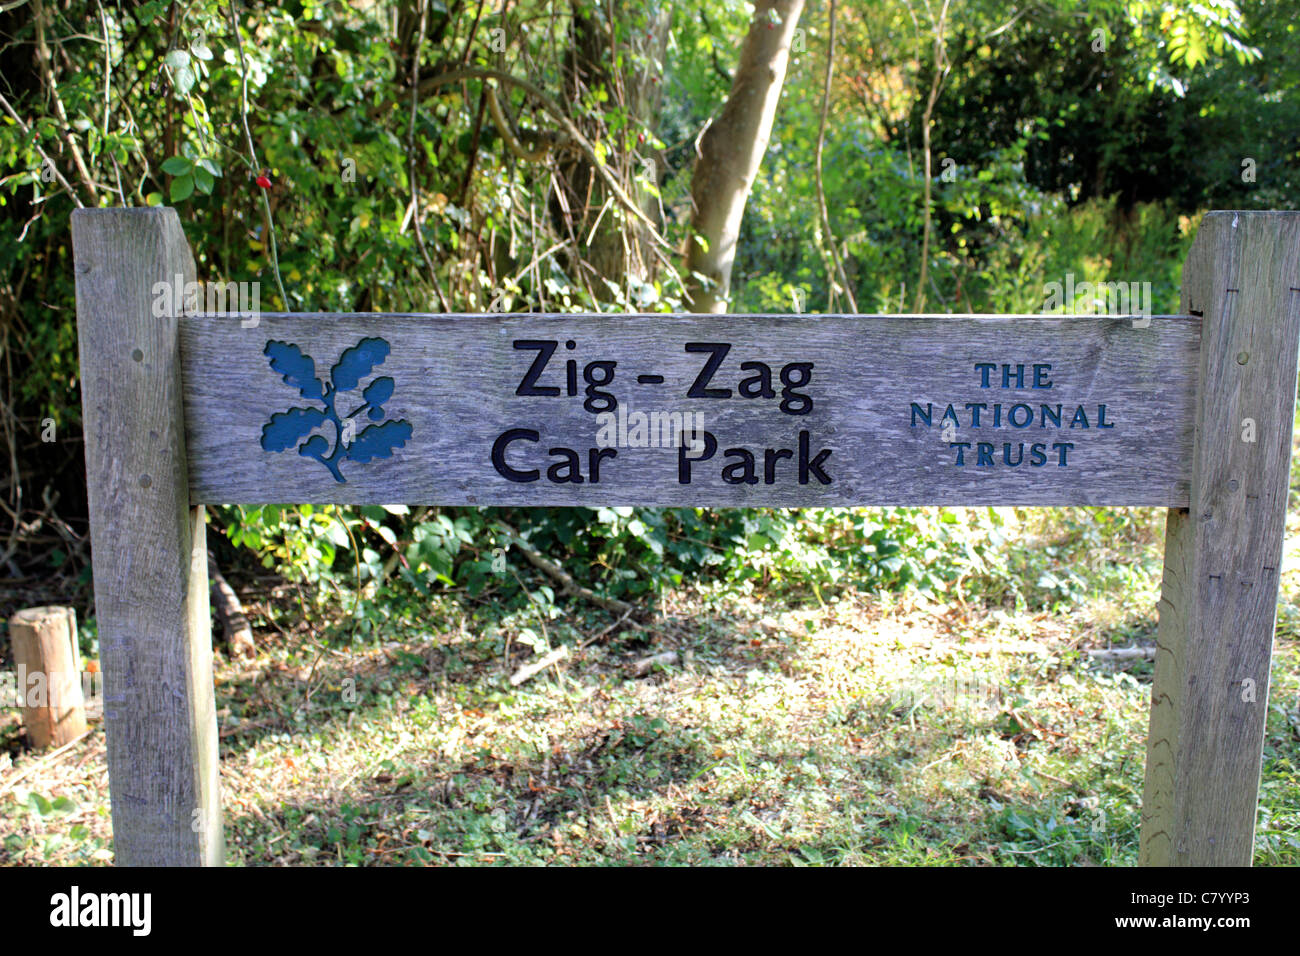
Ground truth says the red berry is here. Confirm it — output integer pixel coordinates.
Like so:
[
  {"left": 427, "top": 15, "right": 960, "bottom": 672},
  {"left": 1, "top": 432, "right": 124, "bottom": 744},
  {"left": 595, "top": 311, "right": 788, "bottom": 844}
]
[{"left": 255, "top": 174, "right": 271, "bottom": 189}]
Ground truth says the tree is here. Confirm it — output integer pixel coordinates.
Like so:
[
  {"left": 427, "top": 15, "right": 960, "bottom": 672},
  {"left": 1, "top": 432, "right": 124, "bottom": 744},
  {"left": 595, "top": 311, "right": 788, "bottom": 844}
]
[{"left": 683, "top": 0, "right": 806, "bottom": 313}]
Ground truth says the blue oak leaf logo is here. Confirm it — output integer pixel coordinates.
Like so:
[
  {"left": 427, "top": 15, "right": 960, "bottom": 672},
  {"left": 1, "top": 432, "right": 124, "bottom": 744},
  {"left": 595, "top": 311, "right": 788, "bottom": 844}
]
[{"left": 260, "top": 337, "right": 412, "bottom": 483}]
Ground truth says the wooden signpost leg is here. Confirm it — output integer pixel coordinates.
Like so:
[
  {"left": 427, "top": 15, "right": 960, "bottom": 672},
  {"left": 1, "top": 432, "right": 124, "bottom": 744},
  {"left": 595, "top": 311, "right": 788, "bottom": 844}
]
[
  {"left": 1141, "top": 211, "right": 1300, "bottom": 865},
  {"left": 72, "top": 208, "right": 223, "bottom": 866}
]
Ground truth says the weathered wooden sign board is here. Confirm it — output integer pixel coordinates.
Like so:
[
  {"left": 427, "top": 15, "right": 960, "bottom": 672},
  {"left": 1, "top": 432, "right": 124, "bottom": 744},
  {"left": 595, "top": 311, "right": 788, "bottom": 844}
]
[
  {"left": 179, "top": 313, "right": 1200, "bottom": 507},
  {"left": 72, "top": 208, "right": 1300, "bottom": 868}
]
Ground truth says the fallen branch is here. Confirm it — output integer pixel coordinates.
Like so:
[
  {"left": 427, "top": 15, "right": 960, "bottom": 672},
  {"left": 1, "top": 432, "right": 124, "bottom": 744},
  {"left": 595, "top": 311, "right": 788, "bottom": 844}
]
[
  {"left": 496, "top": 522, "right": 635, "bottom": 616},
  {"left": 510, "top": 645, "right": 569, "bottom": 686},
  {"left": 1085, "top": 646, "right": 1156, "bottom": 662},
  {"left": 631, "top": 650, "right": 677, "bottom": 677},
  {"left": 208, "top": 552, "right": 256, "bottom": 658}
]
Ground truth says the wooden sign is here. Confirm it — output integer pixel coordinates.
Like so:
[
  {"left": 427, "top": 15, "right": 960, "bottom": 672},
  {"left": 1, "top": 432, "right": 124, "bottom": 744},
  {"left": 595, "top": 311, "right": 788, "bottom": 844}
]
[
  {"left": 179, "top": 313, "right": 1200, "bottom": 507},
  {"left": 71, "top": 207, "right": 1300, "bottom": 869}
]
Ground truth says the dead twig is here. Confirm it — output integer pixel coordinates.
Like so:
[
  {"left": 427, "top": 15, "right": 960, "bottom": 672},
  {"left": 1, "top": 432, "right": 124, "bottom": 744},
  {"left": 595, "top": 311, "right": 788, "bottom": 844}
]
[
  {"left": 579, "top": 605, "right": 636, "bottom": 648},
  {"left": 510, "top": 645, "right": 569, "bottom": 686},
  {"left": 495, "top": 521, "right": 635, "bottom": 616},
  {"left": 0, "top": 729, "right": 95, "bottom": 797}
]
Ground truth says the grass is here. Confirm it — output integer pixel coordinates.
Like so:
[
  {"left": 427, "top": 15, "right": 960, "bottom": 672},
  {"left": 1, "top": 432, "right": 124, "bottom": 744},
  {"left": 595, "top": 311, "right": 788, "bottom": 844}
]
[{"left": 3, "top": 471, "right": 1300, "bottom": 866}]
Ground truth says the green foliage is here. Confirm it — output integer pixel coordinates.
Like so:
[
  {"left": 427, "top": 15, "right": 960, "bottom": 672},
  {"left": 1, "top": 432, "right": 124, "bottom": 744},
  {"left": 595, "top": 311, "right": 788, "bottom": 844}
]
[
  {"left": 729, "top": 0, "right": 1296, "bottom": 315},
  {"left": 4, "top": 0, "right": 1298, "bottom": 619},
  {"left": 4, "top": 790, "right": 109, "bottom": 862},
  {"left": 212, "top": 500, "right": 1006, "bottom": 636}
]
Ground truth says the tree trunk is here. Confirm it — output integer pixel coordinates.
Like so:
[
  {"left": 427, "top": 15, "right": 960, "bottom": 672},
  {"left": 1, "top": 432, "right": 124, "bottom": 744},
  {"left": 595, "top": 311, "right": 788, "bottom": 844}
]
[{"left": 683, "top": 0, "right": 806, "bottom": 313}]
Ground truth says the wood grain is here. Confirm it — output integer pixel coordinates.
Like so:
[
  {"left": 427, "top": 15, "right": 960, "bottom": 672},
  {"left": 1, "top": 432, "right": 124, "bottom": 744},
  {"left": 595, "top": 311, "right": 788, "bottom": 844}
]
[
  {"left": 9, "top": 607, "right": 86, "bottom": 749},
  {"left": 70, "top": 204, "right": 1300, "bottom": 869},
  {"left": 73, "top": 208, "right": 223, "bottom": 866},
  {"left": 1140, "top": 210, "right": 1300, "bottom": 865},
  {"left": 179, "top": 312, "right": 1200, "bottom": 507}
]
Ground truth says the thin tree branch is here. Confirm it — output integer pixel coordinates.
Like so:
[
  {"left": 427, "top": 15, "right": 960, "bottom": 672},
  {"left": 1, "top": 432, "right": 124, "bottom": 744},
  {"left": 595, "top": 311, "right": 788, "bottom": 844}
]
[
  {"left": 814, "top": 0, "right": 858, "bottom": 312},
  {"left": 913, "top": 0, "right": 952, "bottom": 313},
  {"left": 0, "top": 90, "right": 84, "bottom": 207},
  {"left": 486, "top": 84, "right": 551, "bottom": 163},
  {"left": 408, "top": 0, "right": 451, "bottom": 311},
  {"left": 226, "top": 0, "right": 290, "bottom": 310},
  {"left": 419, "top": 67, "right": 668, "bottom": 246},
  {"left": 33, "top": 0, "right": 98, "bottom": 203}
]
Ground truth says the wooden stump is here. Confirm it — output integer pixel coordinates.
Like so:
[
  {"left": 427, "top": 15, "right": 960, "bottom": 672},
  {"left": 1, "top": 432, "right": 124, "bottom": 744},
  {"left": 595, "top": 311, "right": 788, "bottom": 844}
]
[{"left": 9, "top": 606, "right": 88, "bottom": 749}]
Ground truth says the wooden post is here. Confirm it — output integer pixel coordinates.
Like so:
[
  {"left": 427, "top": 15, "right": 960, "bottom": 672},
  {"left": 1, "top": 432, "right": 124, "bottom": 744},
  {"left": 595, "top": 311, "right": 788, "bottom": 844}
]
[
  {"left": 1141, "top": 210, "right": 1300, "bottom": 865},
  {"left": 72, "top": 208, "right": 223, "bottom": 866},
  {"left": 9, "top": 606, "right": 87, "bottom": 749}
]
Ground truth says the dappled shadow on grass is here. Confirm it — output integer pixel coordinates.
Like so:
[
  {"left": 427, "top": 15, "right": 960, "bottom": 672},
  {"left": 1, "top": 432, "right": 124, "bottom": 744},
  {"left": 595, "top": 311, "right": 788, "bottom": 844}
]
[
  {"left": 212, "top": 579, "right": 823, "bottom": 759},
  {"left": 223, "top": 710, "right": 716, "bottom": 865},
  {"left": 210, "top": 585, "right": 1169, "bottom": 866},
  {"left": 9, "top": 497, "right": 1300, "bottom": 864}
]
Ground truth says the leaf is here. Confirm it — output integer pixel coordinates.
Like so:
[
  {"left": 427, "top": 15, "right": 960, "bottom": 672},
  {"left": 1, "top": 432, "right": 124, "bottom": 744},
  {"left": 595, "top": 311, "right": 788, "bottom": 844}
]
[
  {"left": 169, "top": 173, "right": 194, "bottom": 201},
  {"left": 194, "top": 165, "right": 214, "bottom": 194},
  {"left": 27, "top": 793, "right": 52, "bottom": 816},
  {"left": 331, "top": 337, "right": 390, "bottom": 391},
  {"left": 362, "top": 376, "right": 395, "bottom": 408},
  {"left": 51, "top": 796, "right": 76, "bottom": 814},
  {"left": 515, "top": 627, "right": 544, "bottom": 650},
  {"left": 265, "top": 341, "right": 324, "bottom": 400},
  {"left": 174, "top": 63, "right": 196, "bottom": 97},
  {"left": 261, "top": 407, "right": 326, "bottom": 452},
  {"left": 164, "top": 49, "right": 191, "bottom": 70},
  {"left": 325, "top": 521, "right": 349, "bottom": 547},
  {"left": 346, "top": 419, "right": 412, "bottom": 463},
  {"left": 298, "top": 435, "right": 329, "bottom": 459},
  {"left": 160, "top": 156, "right": 192, "bottom": 175}
]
